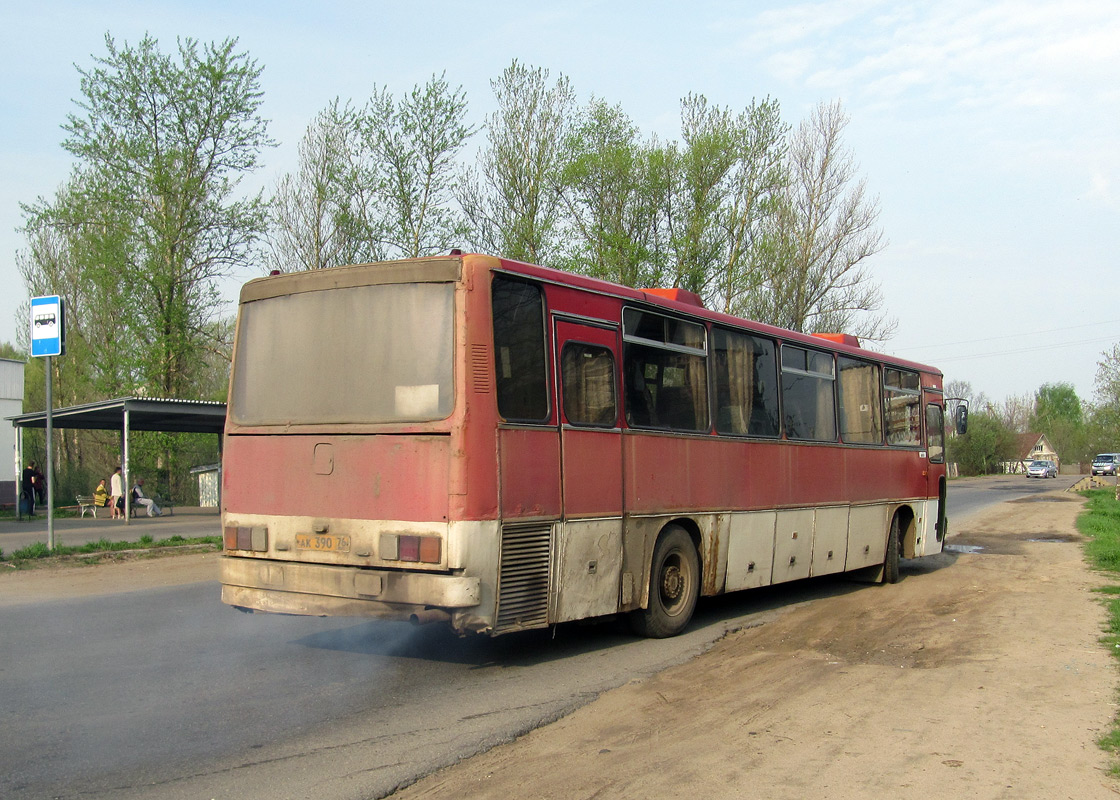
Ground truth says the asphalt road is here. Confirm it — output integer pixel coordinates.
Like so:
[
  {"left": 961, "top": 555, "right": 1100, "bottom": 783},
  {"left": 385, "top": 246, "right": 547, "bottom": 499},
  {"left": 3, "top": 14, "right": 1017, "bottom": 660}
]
[{"left": 0, "top": 475, "right": 1092, "bottom": 799}]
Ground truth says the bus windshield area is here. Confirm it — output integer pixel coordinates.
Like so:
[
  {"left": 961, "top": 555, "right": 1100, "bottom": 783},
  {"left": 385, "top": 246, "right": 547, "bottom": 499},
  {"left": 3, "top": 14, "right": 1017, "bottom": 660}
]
[{"left": 230, "top": 282, "right": 454, "bottom": 426}]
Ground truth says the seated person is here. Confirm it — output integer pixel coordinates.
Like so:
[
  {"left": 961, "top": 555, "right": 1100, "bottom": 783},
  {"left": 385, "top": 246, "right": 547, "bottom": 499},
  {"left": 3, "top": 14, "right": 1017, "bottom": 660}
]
[
  {"left": 131, "top": 478, "right": 162, "bottom": 517},
  {"left": 93, "top": 478, "right": 110, "bottom": 508}
]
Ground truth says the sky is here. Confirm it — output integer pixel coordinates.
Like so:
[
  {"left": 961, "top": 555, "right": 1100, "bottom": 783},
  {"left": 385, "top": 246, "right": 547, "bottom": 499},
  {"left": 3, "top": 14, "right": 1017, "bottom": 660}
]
[{"left": 2, "top": 0, "right": 1117, "bottom": 407}]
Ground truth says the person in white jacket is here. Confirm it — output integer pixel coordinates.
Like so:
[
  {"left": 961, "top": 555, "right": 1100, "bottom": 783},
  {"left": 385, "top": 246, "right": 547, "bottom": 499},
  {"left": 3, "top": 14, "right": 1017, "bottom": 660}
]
[{"left": 110, "top": 466, "right": 123, "bottom": 519}]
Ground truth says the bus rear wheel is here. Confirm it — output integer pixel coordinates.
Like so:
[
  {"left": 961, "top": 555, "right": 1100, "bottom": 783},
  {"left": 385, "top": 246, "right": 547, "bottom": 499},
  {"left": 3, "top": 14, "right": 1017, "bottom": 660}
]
[
  {"left": 630, "top": 525, "right": 700, "bottom": 638},
  {"left": 883, "top": 513, "right": 901, "bottom": 585}
]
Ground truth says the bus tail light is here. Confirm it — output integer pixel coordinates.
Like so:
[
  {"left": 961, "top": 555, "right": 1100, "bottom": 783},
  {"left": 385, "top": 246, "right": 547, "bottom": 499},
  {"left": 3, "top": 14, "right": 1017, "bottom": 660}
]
[
  {"left": 380, "top": 533, "right": 441, "bottom": 564},
  {"left": 224, "top": 525, "right": 268, "bottom": 552}
]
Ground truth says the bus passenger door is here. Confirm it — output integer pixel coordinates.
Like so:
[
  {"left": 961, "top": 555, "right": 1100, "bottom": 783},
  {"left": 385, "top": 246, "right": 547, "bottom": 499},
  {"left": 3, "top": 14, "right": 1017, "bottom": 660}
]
[
  {"left": 923, "top": 398, "right": 948, "bottom": 555},
  {"left": 552, "top": 318, "right": 624, "bottom": 623}
]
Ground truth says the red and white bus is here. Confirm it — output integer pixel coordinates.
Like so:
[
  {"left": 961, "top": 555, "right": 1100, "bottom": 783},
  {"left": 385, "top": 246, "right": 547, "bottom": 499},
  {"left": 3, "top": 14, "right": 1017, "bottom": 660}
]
[{"left": 221, "top": 253, "right": 956, "bottom": 637}]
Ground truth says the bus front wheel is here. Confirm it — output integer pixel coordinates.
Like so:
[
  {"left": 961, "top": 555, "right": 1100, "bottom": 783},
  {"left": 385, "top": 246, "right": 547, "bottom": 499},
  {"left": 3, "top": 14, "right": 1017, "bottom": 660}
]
[
  {"left": 630, "top": 525, "right": 700, "bottom": 638},
  {"left": 883, "top": 513, "right": 901, "bottom": 585}
]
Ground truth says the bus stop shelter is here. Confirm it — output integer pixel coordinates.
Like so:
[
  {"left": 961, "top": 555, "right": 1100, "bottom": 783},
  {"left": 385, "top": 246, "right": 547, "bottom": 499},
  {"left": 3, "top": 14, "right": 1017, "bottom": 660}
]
[{"left": 7, "top": 397, "right": 226, "bottom": 522}]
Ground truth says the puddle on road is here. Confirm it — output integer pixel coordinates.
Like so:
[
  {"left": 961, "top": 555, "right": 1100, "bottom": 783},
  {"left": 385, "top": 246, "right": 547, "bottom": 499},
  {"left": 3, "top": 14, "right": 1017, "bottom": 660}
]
[{"left": 945, "top": 533, "right": 1078, "bottom": 556}]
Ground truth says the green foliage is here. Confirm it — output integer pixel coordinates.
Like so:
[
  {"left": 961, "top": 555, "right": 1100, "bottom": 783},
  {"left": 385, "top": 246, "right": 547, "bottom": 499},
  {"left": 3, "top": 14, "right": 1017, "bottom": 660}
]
[
  {"left": 459, "top": 60, "right": 576, "bottom": 264},
  {"left": 12, "top": 542, "right": 52, "bottom": 559},
  {"left": 947, "top": 410, "right": 1018, "bottom": 475},
  {"left": 1029, "top": 382, "right": 1087, "bottom": 463},
  {"left": 1089, "top": 345, "right": 1120, "bottom": 459},
  {"left": 1075, "top": 490, "right": 1120, "bottom": 765},
  {"left": 1079, "top": 490, "right": 1120, "bottom": 571},
  {"left": 1, "top": 534, "right": 220, "bottom": 563},
  {"left": 556, "top": 98, "right": 668, "bottom": 288},
  {"left": 15, "top": 33, "right": 257, "bottom": 514},
  {"left": 21, "top": 32, "right": 270, "bottom": 400}
]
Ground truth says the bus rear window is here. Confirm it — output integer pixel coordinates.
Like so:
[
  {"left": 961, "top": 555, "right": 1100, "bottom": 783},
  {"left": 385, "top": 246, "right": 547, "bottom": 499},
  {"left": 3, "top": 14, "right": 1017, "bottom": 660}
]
[{"left": 230, "top": 282, "right": 454, "bottom": 425}]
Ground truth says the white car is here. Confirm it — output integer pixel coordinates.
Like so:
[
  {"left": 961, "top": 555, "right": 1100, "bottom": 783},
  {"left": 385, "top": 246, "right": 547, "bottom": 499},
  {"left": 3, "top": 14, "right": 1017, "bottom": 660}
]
[
  {"left": 1092, "top": 454, "right": 1119, "bottom": 476},
  {"left": 1027, "top": 459, "right": 1058, "bottom": 478}
]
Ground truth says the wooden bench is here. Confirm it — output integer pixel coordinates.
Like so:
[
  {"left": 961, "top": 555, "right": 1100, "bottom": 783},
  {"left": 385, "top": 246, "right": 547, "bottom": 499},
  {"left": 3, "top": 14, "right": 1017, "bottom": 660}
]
[{"left": 76, "top": 495, "right": 106, "bottom": 518}]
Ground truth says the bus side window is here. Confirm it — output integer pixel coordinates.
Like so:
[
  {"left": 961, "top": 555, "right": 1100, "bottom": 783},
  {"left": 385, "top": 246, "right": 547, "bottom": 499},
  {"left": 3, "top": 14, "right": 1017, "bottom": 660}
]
[
  {"left": 561, "top": 343, "right": 617, "bottom": 427},
  {"left": 712, "top": 328, "right": 779, "bottom": 437},
  {"left": 622, "top": 308, "right": 709, "bottom": 433},
  {"left": 884, "top": 368, "right": 921, "bottom": 446},
  {"left": 837, "top": 356, "right": 882, "bottom": 444},
  {"left": 781, "top": 345, "right": 837, "bottom": 441},
  {"left": 926, "top": 404, "right": 945, "bottom": 462},
  {"left": 492, "top": 276, "right": 550, "bottom": 422}
]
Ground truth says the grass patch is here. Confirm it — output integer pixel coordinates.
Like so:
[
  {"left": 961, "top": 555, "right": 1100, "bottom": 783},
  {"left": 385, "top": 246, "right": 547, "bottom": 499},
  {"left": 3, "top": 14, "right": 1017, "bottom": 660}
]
[
  {"left": 1, "top": 534, "right": 221, "bottom": 569},
  {"left": 1077, "top": 489, "right": 1120, "bottom": 772}
]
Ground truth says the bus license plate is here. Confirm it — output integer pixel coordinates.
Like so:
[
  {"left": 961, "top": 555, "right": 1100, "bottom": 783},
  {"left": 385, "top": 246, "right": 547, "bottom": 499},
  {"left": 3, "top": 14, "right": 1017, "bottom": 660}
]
[{"left": 295, "top": 533, "right": 351, "bottom": 553}]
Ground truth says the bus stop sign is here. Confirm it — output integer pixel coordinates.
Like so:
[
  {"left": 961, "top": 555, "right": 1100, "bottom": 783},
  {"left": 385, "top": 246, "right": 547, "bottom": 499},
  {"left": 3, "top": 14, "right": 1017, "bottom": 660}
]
[{"left": 30, "top": 295, "right": 65, "bottom": 357}]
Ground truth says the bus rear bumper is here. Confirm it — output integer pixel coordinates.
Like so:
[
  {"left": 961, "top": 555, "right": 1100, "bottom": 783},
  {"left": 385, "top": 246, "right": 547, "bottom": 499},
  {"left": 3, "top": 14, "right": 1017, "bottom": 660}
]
[{"left": 220, "top": 556, "right": 481, "bottom": 619}]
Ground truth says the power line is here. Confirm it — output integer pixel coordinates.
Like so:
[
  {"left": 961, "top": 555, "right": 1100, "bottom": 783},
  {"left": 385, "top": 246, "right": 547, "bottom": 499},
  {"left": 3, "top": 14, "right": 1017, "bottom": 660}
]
[
  {"left": 894, "top": 320, "right": 1120, "bottom": 354},
  {"left": 928, "top": 335, "right": 1118, "bottom": 364}
]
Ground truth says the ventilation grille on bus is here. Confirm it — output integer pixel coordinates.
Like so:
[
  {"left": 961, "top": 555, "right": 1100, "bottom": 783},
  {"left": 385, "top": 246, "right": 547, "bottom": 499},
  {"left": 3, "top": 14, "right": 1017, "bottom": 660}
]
[
  {"left": 494, "top": 522, "right": 553, "bottom": 634},
  {"left": 470, "top": 344, "right": 492, "bottom": 393}
]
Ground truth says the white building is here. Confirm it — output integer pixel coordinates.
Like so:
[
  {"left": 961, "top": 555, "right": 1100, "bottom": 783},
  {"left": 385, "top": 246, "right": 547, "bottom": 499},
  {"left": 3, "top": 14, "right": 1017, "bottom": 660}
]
[{"left": 0, "top": 358, "right": 25, "bottom": 505}]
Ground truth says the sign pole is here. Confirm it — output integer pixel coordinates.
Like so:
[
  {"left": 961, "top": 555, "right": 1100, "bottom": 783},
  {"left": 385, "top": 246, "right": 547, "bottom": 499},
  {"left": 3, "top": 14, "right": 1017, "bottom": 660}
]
[
  {"left": 30, "top": 294, "right": 64, "bottom": 551},
  {"left": 45, "top": 355, "right": 54, "bottom": 551}
]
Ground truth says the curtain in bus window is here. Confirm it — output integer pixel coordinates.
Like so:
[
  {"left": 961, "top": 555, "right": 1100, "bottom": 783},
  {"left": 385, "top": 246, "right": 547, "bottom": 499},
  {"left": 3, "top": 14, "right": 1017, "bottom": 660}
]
[
  {"left": 781, "top": 346, "right": 837, "bottom": 441},
  {"left": 562, "top": 343, "right": 617, "bottom": 426},
  {"left": 713, "top": 329, "right": 780, "bottom": 437},
  {"left": 838, "top": 357, "right": 882, "bottom": 444},
  {"left": 492, "top": 277, "right": 549, "bottom": 422},
  {"left": 624, "top": 343, "right": 708, "bottom": 432},
  {"left": 884, "top": 368, "right": 922, "bottom": 446},
  {"left": 714, "top": 329, "right": 753, "bottom": 434}
]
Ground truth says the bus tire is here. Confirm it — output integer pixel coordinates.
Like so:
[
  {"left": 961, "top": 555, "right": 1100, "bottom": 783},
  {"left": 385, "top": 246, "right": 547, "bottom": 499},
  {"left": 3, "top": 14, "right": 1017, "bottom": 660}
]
[
  {"left": 883, "top": 513, "right": 901, "bottom": 585},
  {"left": 630, "top": 525, "right": 700, "bottom": 638}
]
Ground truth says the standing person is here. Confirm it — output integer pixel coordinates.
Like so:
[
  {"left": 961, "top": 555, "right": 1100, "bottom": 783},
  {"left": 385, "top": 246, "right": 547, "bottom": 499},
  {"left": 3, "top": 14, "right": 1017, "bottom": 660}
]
[
  {"left": 20, "top": 461, "right": 37, "bottom": 515},
  {"left": 33, "top": 463, "right": 46, "bottom": 506},
  {"left": 131, "top": 478, "right": 162, "bottom": 517},
  {"left": 110, "top": 466, "right": 123, "bottom": 520}
]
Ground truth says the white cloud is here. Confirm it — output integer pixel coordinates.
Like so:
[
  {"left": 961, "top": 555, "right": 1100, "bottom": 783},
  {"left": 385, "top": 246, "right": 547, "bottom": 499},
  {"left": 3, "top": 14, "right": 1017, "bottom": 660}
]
[{"left": 728, "top": 0, "right": 1120, "bottom": 117}]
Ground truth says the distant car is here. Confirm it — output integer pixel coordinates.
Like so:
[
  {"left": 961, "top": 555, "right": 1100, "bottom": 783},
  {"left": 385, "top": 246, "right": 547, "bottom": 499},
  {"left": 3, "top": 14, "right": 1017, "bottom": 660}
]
[
  {"left": 1092, "top": 454, "right": 1119, "bottom": 476},
  {"left": 1027, "top": 459, "right": 1058, "bottom": 478}
]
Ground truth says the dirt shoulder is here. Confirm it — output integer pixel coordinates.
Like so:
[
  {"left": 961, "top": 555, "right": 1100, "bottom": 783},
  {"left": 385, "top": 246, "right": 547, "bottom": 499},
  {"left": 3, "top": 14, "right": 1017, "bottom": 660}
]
[{"left": 394, "top": 493, "right": 1119, "bottom": 799}]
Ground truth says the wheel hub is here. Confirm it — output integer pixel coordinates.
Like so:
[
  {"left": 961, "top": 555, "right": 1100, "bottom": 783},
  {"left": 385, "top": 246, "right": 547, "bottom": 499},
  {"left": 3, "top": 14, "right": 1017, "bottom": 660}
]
[{"left": 661, "top": 563, "right": 683, "bottom": 602}]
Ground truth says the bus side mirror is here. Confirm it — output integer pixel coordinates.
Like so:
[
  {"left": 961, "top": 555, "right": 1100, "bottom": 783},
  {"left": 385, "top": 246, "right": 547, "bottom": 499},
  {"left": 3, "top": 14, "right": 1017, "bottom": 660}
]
[{"left": 955, "top": 405, "right": 968, "bottom": 435}]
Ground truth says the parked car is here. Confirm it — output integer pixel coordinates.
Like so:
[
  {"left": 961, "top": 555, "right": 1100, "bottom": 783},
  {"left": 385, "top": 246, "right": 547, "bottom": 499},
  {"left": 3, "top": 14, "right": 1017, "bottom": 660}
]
[
  {"left": 1092, "top": 454, "right": 1120, "bottom": 476},
  {"left": 1027, "top": 459, "right": 1058, "bottom": 478}
]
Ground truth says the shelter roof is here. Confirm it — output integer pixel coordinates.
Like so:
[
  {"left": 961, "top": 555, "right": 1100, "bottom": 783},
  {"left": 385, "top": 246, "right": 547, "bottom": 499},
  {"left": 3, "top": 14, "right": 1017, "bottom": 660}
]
[{"left": 6, "top": 397, "right": 226, "bottom": 434}]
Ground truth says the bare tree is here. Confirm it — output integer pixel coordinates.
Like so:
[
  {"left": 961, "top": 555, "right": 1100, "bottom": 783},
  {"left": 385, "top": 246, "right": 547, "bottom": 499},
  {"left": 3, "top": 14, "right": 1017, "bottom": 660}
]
[
  {"left": 998, "top": 393, "right": 1034, "bottom": 433},
  {"left": 267, "top": 99, "right": 360, "bottom": 272},
  {"left": 745, "top": 100, "right": 893, "bottom": 340}
]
